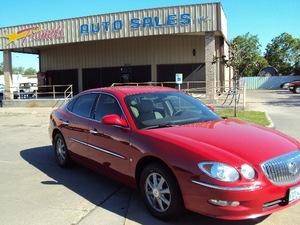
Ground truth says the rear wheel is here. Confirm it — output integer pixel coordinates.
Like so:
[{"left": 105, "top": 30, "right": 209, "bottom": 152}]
[
  {"left": 54, "top": 133, "right": 71, "bottom": 167},
  {"left": 139, "top": 163, "right": 183, "bottom": 220},
  {"left": 295, "top": 87, "right": 300, "bottom": 94}
]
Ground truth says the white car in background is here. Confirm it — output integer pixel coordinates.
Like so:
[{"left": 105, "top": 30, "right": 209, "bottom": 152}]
[
  {"left": 0, "top": 84, "right": 4, "bottom": 93},
  {"left": 13, "top": 82, "right": 38, "bottom": 99}
]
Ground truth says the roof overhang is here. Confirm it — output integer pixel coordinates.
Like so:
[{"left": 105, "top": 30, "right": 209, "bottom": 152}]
[{"left": 0, "top": 2, "right": 228, "bottom": 52}]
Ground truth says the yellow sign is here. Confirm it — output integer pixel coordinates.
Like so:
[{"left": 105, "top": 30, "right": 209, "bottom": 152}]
[
  {"left": 2, "top": 26, "right": 64, "bottom": 45},
  {"left": 3, "top": 27, "right": 40, "bottom": 45}
]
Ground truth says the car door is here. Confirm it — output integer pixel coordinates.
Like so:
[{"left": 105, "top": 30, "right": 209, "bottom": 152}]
[
  {"left": 87, "top": 93, "right": 132, "bottom": 178},
  {"left": 61, "top": 93, "right": 98, "bottom": 159}
]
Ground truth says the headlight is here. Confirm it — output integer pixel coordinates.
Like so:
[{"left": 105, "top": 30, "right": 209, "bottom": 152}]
[
  {"left": 198, "top": 162, "right": 239, "bottom": 182},
  {"left": 240, "top": 164, "right": 255, "bottom": 180}
]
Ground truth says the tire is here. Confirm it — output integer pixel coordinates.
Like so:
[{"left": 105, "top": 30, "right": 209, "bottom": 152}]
[
  {"left": 54, "top": 133, "right": 71, "bottom": 167},
  {"left": 295, "top": 87, "right": 300, "bottom": 94},
  {"left": 139, "top": 163, "right": 183, "bottom": 220}
]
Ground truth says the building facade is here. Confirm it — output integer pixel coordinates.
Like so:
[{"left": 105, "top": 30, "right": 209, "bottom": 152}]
[{"left": 0, "top": 2, "right": 231, "bottom": 100}]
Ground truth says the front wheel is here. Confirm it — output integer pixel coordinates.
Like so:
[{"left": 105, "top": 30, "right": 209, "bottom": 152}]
[
  {"left": 139, "top": 163, "right": 183, "bottom": 220},
  {"left": 54, "top": 133, "right": 71, "bottom": 167},
  {"left": 295, "top": 87, "right": 300, "bottom": 94}
]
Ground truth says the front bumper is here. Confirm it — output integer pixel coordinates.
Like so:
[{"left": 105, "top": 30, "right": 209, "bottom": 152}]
[
  {"left": 183, "top": 179, "right": 300, "bottom": 220},
  {"left": 289, "top": 86, "right": 295, "bottom": 91}
]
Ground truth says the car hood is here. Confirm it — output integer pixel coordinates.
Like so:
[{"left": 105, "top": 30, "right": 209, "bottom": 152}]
[{"left": 144, "top": 119, "right": 300, "bottom": 165}]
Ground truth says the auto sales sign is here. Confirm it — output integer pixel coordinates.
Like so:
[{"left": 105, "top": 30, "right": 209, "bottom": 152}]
[{"left": 79, "top": 14, "right": 209, "bottom": 34}]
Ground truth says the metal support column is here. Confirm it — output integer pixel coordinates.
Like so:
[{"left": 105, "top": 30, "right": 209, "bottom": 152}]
[
  {"left": 3, "top": 50, "right": 13, "bottom": 100},
  {"left": 205, "top": 33, "right": 217, "bottom": 102},
  {"left": 78, "top": 68, "right": 83, "bottom": 92},
  {"left": 151, "top": 64, "right": 157, "bottom": 82}
]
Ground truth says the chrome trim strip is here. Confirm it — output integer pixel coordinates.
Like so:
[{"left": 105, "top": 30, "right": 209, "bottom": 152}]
[
  {"left": 191, "top": 180, "right": 261, "bottom": 191},
  {"left": 70, "top": 138, "right": 126, "bottom": 160}
]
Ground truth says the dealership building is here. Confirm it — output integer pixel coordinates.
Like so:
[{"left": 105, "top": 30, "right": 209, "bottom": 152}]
[{"left": 0, "top": 2, "right": 230, "bottom": 100}]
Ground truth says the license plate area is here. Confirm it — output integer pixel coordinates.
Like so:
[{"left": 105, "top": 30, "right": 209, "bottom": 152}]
[{"left": 289, "top": 185, "right": 300, "bottom": 203}]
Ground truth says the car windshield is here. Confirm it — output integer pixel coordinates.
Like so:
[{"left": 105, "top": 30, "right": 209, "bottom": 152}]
[
  {"left": 20, "top": 83, "right": 31, "bottom": 88},
  {"left": 125, "top": 91, "right": 221, "bottom": 129}
]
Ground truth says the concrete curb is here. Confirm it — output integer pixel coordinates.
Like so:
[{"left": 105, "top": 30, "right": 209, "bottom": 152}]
[{"left": 265, "top": 112, "right": 275, "bottom": 129}]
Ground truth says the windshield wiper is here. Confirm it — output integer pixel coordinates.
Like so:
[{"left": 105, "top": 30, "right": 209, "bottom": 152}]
[{"left": 143, "top": 123, "right": 178, "bottom": 130}]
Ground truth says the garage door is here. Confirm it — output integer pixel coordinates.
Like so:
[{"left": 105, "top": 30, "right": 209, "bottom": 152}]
[
  {"left": 46, "top": 69, "right": 79, "bottom": 94},
  {"left": 82, "top": 65, "right": 151, "bottom": 91}
]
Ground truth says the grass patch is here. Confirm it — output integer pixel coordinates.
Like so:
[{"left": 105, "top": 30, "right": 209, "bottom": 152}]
[{"left": 216, "top": 109, "right": 270, "bottom": 127}]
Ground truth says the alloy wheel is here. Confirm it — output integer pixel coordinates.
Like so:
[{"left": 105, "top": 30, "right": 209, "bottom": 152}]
[
  {"left": 56, "top": 137, "right": 66, "bottom": 164},
  {"left": 295, "top": 87, "right": 300, "bottom": 94},
  {"left": 145, "top": 172, "right": 171, "bottom": 212}
]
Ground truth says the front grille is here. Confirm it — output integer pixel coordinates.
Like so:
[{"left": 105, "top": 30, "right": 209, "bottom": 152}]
[{"left": 261, "top": 151, "right": 300, "bottom": 186}]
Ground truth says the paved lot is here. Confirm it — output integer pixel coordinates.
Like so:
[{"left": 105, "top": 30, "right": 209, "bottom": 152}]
[
  {"left": 247, "top": 89, "right": 300, "bottom": 140},
  {"left": 0, "top": 100, "right": 299, "bottom": 225}
]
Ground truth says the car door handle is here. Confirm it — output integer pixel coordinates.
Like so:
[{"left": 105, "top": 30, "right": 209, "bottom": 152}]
[
  {"left": 89, "top": 129, "right": 99, "bottom": 135},
  {"left": 62, "top": 120, "right": 70, "bottom": 126}
]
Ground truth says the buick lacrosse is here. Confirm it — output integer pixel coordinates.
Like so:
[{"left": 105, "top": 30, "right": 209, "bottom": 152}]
[{"left": 49, "top": 86, "right": 300, "bottom": 220}]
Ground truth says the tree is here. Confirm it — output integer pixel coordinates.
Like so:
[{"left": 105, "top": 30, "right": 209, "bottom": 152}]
[
  {"left": 295, "top": 61, "right": 300, "bottom": 74},
  {"left": 230, "top": 33, "right": 267, "bottom": 76},
  {"left": 0, "top": 62, "right": 3, "bottom": 75},
  {"left": 293, "top": 38, "right": 300, "bottom": 74},
  {"left": 213, "top": 34, "right": 268, "bottom": 117},
  {"left": 13, "top": 66, "right": 25, "bottom": 74},
  {"left": 265, "top": 32, "right": 300, "bottom": 75},
  {"left": 253, "top": 56, "right": 269, "bottom": 76},
  {"left": 24, "top": 67, "right": 37, "bottom": 75}
]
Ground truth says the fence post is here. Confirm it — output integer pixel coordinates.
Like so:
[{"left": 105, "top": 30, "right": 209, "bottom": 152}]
[
  {"left": 53, "top": 86, "right": 56, "bottom": 99},
  {"left": 18, "top": 87, "right": 20, "bottom": 99}
]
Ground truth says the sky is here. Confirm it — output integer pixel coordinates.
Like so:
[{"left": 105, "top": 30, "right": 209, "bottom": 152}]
[{"left": 0, "top": 0, "right": 299, "bottom": 71}]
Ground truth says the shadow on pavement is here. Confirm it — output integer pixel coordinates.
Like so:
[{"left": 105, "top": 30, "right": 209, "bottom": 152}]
[{"left": 20, "top": 146, "right": 268, "bottom": 225}]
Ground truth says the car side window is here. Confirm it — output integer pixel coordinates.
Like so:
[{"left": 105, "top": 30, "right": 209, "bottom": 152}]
[
  {"left": 71, "top": 93, "right": 98, "bottom": 118},
  {"left": 66, "top": 97, "right": 77, "bottom": 111},
  {"left": 94, "top": 94, "right": 123, "bottom": 121}
]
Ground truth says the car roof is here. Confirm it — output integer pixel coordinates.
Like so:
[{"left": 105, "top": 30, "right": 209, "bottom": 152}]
[{"left": 82, "top": 86, "right": 179, "bottom": 97}]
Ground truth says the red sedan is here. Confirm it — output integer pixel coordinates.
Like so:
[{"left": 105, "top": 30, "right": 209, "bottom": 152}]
[
  {"left": 289, "top": 81, "right": 300, "bottom": 93},
  {"left": 49, "top": 86, "right": 300, "bottom": 220}
]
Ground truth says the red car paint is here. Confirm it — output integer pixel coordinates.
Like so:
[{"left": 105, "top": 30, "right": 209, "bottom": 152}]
[{"left": 49, "top": 86, "right": 300, "bottom": 220}]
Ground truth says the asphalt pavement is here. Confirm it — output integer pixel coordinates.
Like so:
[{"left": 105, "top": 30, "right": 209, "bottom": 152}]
[
  {"left": 247, "top": 89, "right": 300, "bottom": 140},
  {"left": 0, "top": 95, "right": 300, "bottom": 225}
]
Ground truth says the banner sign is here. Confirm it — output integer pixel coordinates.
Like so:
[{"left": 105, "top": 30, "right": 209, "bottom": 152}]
[
  {"left": 3, "top": 26, "right": 64, "bottom": 46},
  {"left": 0, "top": 3, "right": 221, "bottom": 50}
]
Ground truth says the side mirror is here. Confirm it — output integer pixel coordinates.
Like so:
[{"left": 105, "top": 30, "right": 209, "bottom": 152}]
[
  {"left": 207, "top": 105, "right": 215, "bottom": 112},
  {"left": 101, "top": 114, "right": 128, "bottom": 127}
]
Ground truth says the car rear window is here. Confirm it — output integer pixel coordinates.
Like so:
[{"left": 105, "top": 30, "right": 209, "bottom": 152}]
[{"left": 70, "top": 93, "right": 98, "bottom": 118}]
